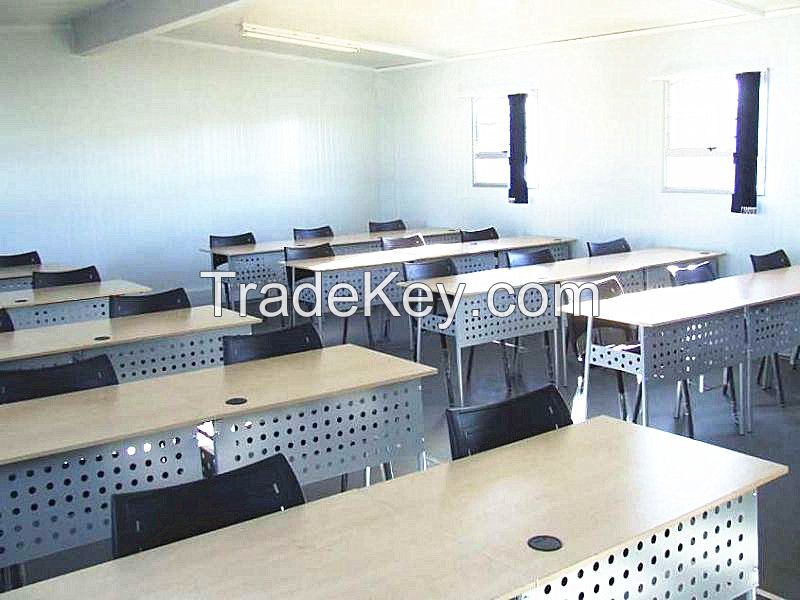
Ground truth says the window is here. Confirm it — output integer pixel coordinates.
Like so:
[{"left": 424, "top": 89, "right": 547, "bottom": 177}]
[
  {"left": 664, "top": 73, "right": 767, "bottom": 194},
  {"left": 472, "top": 93, "right": 538, "bottom": 187}
]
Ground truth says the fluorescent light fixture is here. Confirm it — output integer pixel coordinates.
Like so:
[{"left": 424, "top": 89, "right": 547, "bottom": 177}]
[{"left": 241, "top": 24, "right": 360, "bottom": 53}]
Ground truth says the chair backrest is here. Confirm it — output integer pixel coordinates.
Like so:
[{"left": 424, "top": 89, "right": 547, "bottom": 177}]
[
  {"left": 507, "top": 248, "right": 555, "bottom": 268},
  {"left": 592, "top": 276, "right": 625, "bottom": 301},
  {"left": 369, "top": 219, "right": 406, "bottom": 233},
  {"left": 111, "top": 454, "right": 304, "bottom": 559},
  {"left": 402, "top": 258, "right": 458, "bottom": 281},
  {"left": 750, "top": 250, "right": 791, "bottom": 272},
  {"left": 0, "top": 309, "right": 13, "bottom": 333},
  {"left": 381, "top": 234, "right": 425, "bottom": 251},
  {"left": 0, "top": 251, "right": 41, "bottom": 268},
  {"left": 0, "top": 355, "right": 118, "bottom": 405},
  {"left": 223, "top": 323, "right": 322, "bottom": 365},
  {"left": 668, "top": 262, "right": 717, "bottom": 286},
  {"left": 210, "top": 232, "right": 256, "bottom": 269},
  {"left": 460, "top": 227, "right": 499, "bottom": 243},
  {"left": 110, "top": 288, "right": 191, "bottom": 319},
  {"left": 284, "top": 243, "right": 334, "bottom": 285},
  {"left": 32, "top": 266, "right": 100, "bottom": 289},
  {"left": 293, "top": 226, "right": 334, "bottom": 241},
  {"left": 446, "top": 385, "right": 572, "bottom": 460},
  {"left": 586, "top": 238, "right": 631, "bottom": 257}
]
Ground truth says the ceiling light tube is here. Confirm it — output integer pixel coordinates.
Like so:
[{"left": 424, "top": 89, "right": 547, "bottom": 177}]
[{"left": 241, "top": 24, "right": 360, "bottom": 53}]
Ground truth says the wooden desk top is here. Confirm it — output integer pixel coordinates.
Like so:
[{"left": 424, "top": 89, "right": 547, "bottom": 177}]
[
  {"left": 204, "top": 228, "right": 459, "bottom": 257},
  {"left": 6, "top": 417, "right": 786, "bottom": 600},
  {"left": 0, "top": 264, "right": 74, "bottom": 281},
  {"left": 0, "top": 345, "right": 436, "bottom": 466},
  {"left": 403, "top": 248, "right": 724, "bottom": 296},
  {"left": 285, "top": 236, "right": 574, "bottom": 272},
  {"left": 0, "top": 281, "right": 151, "bottom": 310},
  {"left": 563, "top": 266, "right": 800, "bottom": 327},
  {"left": 0, "top": 306, "right": 259, "bottom": 364}
]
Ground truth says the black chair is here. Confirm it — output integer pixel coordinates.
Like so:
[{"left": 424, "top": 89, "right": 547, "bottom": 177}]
[
  {"left": 506, "top": 248, "right": 555, "bottom": 268},
  {"left": 750, "top": 249, "right": 794, "bottom": 402},
  {"left": 0, "top": 355, "right": 118, "bottom": 405},
  {"left": 111, "top": 454, "right": 304, "bottom": 559},
  {"left": 110, "top": 288, "right": 190, "bottom": 318},
  {"left": 460, "top": 227, "right": 499, "bottom": 243},
  {"left": 32, "top": 266, "right": 100, "bottom": 289},
  {"left": 0, "top": 309, "right": 13, "bottom": 333},
  {"left": 586, "top": 238, "right": 631, "bottom": 257},
  {"left": 668, "top": 261, "right": 738, "bottom": 434},
  {"left": 223, "top": 323, "right": 322, "bottom": 365},
  {"left": 668, "top": 261, "right": 717, "bottom": 286},
  {"left": 284, "top": 243, "right": 372, "bottom": 347},
  {"left": 381, "top": 234, "right": 424, "bottom": 251},
  {"left": 446, "top": 385, "right": 571, "bottom": 460},
  {"left": 369, "top": 219, "right": 406, "bottom": 233},
  {"left": 209, "top": 232, "right": 256, "bottom": 310},
  {"left": 293, "top": 226, "right": 334, "bottom": 241},
  {"left": 0, "top": 251, "right": 41, "bottom": 268}
]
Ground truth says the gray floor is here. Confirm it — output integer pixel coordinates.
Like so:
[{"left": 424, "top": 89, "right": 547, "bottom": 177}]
[{"left": 16, "top": 312, "right": 800, "bottom": 597}]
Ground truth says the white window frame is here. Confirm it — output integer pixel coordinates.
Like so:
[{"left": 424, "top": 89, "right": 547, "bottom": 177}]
[
  {"left": 471, "top": 91, "right": 538, "bottom": 189},
  {"left": 662, "top": 71, "right": 768, "bottom": 195}
]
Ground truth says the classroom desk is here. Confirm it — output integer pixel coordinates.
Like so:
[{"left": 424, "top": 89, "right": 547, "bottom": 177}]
[
  {"left": 403, "top": 247, "right": 722, "bottom": 405},
  {"left": 0, "top": 281, "right": 151, "bottom": 329},
  {"left": 202, "top": 227, "right": 461, "bottom": 291},
  {"left": 565, "top": 266, "right": 800, "bottom": 433},
  {"left": 0, "top": 265, "right": 73, "bottom": 292},
  {"left": 5, "top": 417, "right": 786, "bottom": 600},
  {"left": 0, "top": 306, "right": 258, "bottom": 381},
  {"left": 0, "top": 345, "right": 435, "bottom": 570}
]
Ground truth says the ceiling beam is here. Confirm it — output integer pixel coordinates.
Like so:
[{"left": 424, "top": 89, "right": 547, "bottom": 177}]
[
  {"left": 71, "top": 0, "right": 247, "bottom": 55},
  {"left": 705, "top": 0, "right": 765, "bottom": 16}
]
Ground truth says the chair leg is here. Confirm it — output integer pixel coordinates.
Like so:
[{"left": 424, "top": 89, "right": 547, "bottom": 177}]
[
  {"left": 340, "top": 473, "right": 349, "bottom": 492},
  {"left": 681, "top": 379, "right": 695, "bottom": 439},
  {"left": 722, "top": 367, "right": 730, "bottom": 398},
  {"left": 223, "top": 282, "right": 233, "bottom": 311},
  {"left": 415, "top": 317, "right": 422, "bottom": 363},
  {"left": 757, "top": 356, "right": 769, "bottom": 389},
  {"left": 381, "top": 462, "right": 394, "bottom": 481},
  {"left": 727, "top": 366, "right": 740, "bottom": 428},
  {"left": 500, "top": 340, "right": 512, "bottom": 392},
  {"left": 341, "top": 316, "right": 349, "bottom": 345},
  {"left": 365, "top": 315, "right": 375, "bottom": 348},
  {"left": 440, "top": 334, "right": 455, "bottom": 406},
  {"left": 674, "top": 381, "right": 683, "bottom": 419},
  {"left": 631, "top": 379, "right": 643, "bottom": 424},
  {"left": 466, "top": 346, "right": 476, "bottom": 381},
  {"left": 792, "top": 346, "right": 800, "bottom": 370},
  {"left": 614, "top": 371, "right": 628, "bottom": 421},
  {"left": 772, "top": 354, "right": 786, "bottom": 407},
  {"left": 364, "top": 466, "right": 371, "bottom": 487},
  {"left": 383, "top": 307, "right": 392, "bottom": 340},
  {"left": 407, "top": 315, "right": 415, "bottom": 356},
  {"left": 543, "top": 331, "right": 554, "bottom": 383}
]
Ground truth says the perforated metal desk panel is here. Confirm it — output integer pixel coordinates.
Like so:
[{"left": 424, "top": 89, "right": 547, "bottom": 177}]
[
  {"left": 0, "top": 265, "right": 74, "bottom": 293},
  {"left": 0, "top": 345, "right": 436, "bottom": 569},
  {"left": 0, "top": 281, "right": 152, "bottom": 329},
  {"left": 0, "top": 306, "right": 258, "bottom": 382},
  {"left": 4, "top": 417, "right": 786, "bottom": 600},
  {"left": 203, "top": 228, "right": 461, "bottom": 289}
]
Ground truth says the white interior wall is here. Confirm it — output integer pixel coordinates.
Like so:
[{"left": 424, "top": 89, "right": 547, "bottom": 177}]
[
  {"left": 376, "top": 15, "right": 800, "bottom": 275},
  {"left": 0, "top": 30, "right": 379, "bottom": 297}
]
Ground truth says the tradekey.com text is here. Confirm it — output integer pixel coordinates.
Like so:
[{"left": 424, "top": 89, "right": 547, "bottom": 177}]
[{"left": 201, "top": 271, "right": 601, "bottom": 329}]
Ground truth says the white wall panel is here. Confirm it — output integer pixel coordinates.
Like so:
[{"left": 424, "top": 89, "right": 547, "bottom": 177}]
[{"left": 0, "top": 31, "right": 378, "bottom": 297}]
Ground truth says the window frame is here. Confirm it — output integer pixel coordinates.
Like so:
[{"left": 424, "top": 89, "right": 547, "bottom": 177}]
[
  {"left": 471, "top": 91, "right": 538, "bottom": 189},
  {"left": 662, "top": 71, "right": 769, "bottom": 195}
]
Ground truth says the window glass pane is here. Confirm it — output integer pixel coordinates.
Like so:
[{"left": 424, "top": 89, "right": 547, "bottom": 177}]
[
  {"left": 665, "top": 155, "right": 734, "bottom": 191},
  {"left": 668, "top": 77, "right": 738, "bottom": 151},
  {"left": 473, "top": 97, "right": 510, "bottom": 155},
  {"left": 474, "top": 157, "right": 508, "bottom": 186}
]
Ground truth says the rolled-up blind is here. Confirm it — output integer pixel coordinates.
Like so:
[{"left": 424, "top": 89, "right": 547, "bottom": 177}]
[
  {"left": 731, "top": 72, "right": 761, "bottom": 214},
  {"left": 508, "top": 93, "right": 528, "bottom": 204}
]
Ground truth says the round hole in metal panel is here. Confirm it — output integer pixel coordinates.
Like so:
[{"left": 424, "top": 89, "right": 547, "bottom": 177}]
[
  {"left": 226, "top": 397, "right": 248, "bottom": 406},
  {"left": 528, "top": 535, "right": 563, "bottom": 552}
]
